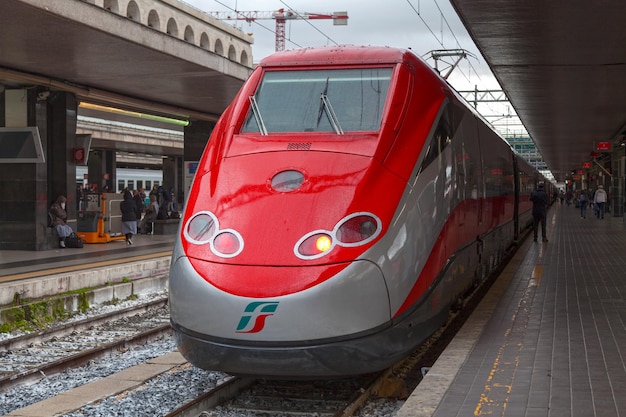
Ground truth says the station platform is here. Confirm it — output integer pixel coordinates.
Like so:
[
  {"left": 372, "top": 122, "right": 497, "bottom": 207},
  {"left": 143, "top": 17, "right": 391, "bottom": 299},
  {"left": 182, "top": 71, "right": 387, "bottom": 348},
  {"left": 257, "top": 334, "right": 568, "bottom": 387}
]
[
  {"left": 398, "top": 202, "right": 626, "bottom": 417},
  {"left": 0, "top": 233, "right": 176, "bottom": 308},
  {"left": 0, "top": 233, "right": 175, "bottom": 280}
]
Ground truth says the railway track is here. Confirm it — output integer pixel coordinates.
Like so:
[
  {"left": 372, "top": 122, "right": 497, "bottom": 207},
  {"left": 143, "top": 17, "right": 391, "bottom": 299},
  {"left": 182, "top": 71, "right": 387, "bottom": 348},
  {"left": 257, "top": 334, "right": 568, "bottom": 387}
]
[
  {"left": 0, "top": 297, "right": 170, "bottom": 391},
  {"left": 163, "top": 375, "right": 380, "bottom": 417},
  {"left": 5, "top": 240, "right": 512, "bottom": 416}
]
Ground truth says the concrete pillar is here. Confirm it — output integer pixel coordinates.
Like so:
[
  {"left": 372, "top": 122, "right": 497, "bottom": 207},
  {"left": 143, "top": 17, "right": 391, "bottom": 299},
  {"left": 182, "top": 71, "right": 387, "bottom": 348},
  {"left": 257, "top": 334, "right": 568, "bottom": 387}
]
[
  {"left": 0, "top": 89, "right": 78, "bottom": 250},
  {"left": 162, "top": 155, "right": 176, "bottom": 210},
  {"left": 88, "top": 150, "right": 116, "bottom": 193},
  {"left": 612, "top": 153, "right": 625, "bottom": 217}
]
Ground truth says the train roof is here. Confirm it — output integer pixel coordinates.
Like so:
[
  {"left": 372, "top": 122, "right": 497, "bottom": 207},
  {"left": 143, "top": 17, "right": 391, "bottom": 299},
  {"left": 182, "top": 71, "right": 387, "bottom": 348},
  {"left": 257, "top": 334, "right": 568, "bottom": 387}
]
[{"left": 257, "top": 45, "right": 415, "bottom": 67}]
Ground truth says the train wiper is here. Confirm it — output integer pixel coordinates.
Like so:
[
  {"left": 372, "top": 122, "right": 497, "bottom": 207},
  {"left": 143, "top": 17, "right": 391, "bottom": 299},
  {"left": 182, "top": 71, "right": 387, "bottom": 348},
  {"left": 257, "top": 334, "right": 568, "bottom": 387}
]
[
  {"left": 316, "top": 78, "right": 344, "bottom": 135},
  {"left": 319, "top": 94, "right": 344, "bottom": 135},
  {"left": 249, "top": 95, "right": 268, "bottom": 135}
]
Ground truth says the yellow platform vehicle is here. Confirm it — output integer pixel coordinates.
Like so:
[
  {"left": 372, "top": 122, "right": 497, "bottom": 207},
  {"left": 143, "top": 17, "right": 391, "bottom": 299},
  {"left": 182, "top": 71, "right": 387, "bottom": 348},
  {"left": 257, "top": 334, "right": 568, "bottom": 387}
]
[{"left": 77, "top": 193, "right": 125, "bottom": 243}]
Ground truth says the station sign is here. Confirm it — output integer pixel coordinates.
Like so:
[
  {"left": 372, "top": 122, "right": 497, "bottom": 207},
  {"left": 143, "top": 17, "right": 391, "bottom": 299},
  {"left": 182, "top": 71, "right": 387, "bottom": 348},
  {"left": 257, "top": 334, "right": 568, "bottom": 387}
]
[
  {"left": 595, "top": 141, "right": 612, "bottom": 152},
  {"left": 582, "top": 162, "right": 592, "bottom": 169},
  {"left": 73, "top": 147, "right": 85, "bottom": 163}
]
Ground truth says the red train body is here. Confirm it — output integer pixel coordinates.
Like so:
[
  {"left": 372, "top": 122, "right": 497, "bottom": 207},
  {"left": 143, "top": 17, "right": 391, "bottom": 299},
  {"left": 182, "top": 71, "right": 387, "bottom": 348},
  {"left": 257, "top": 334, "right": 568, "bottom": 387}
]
[{"left": 169, "top": 46, "right": 549, "bottom": 377}]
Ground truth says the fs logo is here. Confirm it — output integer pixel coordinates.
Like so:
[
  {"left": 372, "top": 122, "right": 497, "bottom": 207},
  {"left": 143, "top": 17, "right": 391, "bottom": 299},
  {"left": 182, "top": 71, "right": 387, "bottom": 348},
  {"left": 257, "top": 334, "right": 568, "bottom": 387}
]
[{"left": 235, "top": 301, "right": 279, "bottom": 333}]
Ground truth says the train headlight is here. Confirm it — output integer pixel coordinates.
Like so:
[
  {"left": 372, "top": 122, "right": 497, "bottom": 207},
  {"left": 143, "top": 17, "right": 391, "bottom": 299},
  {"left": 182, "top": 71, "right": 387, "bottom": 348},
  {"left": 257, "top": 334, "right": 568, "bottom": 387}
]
[
  {"left": 212, "top": 230, "right": 244, "bottom": 258},
  {"left": 184, "top": 211, "right": 244, "bottom": 258},
  {"left": 336, "top": 214, "right": 380, "bottom": 245},
  {"left": 296, "top": 233, "right": 334, "bottom": 259},
  {"left": 184, "top": 211, "right": 218, "bottom": 244},
  {"left": 295, "top": 212, "right": 381, "bottom": 260},
  {"left": 315, "top": 235, "right": 333, "bottom": 252}
]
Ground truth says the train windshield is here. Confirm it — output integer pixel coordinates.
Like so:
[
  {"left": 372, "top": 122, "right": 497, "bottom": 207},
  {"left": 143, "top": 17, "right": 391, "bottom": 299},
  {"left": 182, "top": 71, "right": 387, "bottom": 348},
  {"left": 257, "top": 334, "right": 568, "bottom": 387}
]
[{"left": 241, "top": 68, "right": 392, "bottom": 134}]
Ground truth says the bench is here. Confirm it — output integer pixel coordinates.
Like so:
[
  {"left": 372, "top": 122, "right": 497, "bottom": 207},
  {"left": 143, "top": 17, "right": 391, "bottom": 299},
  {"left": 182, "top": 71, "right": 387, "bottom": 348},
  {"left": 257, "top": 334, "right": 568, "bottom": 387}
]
[
  {"left": 151, "top": 218, "right": 180, "bottom": 235},
  {"left": 46, "top": 226, "right": 60, "bottom": 249}
]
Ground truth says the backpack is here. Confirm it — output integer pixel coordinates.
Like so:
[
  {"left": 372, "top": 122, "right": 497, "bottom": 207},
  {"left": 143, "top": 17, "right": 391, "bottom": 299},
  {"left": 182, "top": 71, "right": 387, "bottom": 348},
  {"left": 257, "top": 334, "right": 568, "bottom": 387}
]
[
  {"left": 47, "top": 211, "right": 54, "bottom": 228},
  {"left": 156, "top": 205, "right": 168, "bottom": 220},
  {"left": 579, "top": 193, "right": 586, "bottom": 202}
]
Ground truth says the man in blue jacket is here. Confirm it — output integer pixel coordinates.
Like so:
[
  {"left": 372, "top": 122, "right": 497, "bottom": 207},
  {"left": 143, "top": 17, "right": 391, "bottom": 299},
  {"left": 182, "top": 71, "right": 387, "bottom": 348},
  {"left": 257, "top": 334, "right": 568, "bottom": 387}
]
[{"left": 530, "top": 182, "right": 549, "bottom": 242}]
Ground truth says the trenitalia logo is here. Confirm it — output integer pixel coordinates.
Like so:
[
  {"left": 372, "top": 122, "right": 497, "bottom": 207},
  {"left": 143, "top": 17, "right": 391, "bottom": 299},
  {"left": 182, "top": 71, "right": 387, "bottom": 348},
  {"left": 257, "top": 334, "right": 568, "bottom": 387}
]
[{"left": 235, "top": 301, "right": 279, "bottom": 333}]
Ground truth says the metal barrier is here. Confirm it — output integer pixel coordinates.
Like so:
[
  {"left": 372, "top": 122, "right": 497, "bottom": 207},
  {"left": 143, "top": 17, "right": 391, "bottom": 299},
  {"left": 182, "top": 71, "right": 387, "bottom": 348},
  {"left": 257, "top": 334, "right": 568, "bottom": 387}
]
[{"left": 106, "top": 197, "right": 124, "bottom": 236}]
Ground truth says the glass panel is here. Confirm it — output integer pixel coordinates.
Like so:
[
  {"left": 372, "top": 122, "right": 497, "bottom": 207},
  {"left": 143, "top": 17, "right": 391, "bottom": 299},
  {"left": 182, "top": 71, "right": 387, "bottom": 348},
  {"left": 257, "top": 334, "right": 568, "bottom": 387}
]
[
  {"left": 241, "top": 68, "right": 392, "bottom": 134},
  {"left": 0, "top": 127, "right": 45, "bottom": 163}
]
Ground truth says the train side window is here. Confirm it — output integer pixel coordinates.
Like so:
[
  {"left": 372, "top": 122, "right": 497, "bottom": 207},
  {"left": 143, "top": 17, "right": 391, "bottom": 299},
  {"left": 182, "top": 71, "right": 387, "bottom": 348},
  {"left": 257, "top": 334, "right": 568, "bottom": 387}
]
[
  {"left": 137, "top": 180, "right": 143, "bottom": 190},
  {"left": 146, "top": 181, "right": 152, "bottom": 190},
  {"left": 118, "top": 180, "right": 125, "bottom": 193},
  {"left": 418, "top": 103, "right": 463, "bottom": 174},
  {"left": 127, "top": 180, "right": 134, "bottom": 191},
  {"left": 420, "top": 123, "right": 451, "bottom": 173}
]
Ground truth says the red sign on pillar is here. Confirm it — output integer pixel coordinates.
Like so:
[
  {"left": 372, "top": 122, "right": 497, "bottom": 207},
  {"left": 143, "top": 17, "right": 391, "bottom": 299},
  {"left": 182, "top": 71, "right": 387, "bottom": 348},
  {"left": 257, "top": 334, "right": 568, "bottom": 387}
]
[
  {"left": 595, "top": 141, "right": 611, "bottom": 151},
  {"left": 73, "top": 147, "right": 85, "bottom": 163},
  {"left": 582, "top": 162, "right": 591, "bottom": 169}
]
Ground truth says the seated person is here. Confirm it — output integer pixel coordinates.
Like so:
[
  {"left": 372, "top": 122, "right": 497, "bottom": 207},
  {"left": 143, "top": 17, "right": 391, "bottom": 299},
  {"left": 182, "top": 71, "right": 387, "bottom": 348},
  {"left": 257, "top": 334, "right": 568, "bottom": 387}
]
[
  {"left": 50, "top": 195, "right": 74, "bottom": 248},
  {"left": 140, "top": 194, "right": 159, "bottom": 233}
]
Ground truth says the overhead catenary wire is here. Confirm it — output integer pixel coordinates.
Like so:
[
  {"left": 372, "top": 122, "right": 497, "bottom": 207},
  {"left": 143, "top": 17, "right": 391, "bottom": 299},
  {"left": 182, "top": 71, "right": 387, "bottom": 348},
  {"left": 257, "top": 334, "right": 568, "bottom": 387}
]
[{"left": 404, "top": 0, "right": 486, "bottom": 86}]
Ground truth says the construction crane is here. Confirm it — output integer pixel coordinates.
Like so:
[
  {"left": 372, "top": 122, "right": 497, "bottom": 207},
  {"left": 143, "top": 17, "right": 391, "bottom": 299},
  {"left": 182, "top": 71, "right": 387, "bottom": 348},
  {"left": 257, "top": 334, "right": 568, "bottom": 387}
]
[{"left": 207, "top": 9, "right": 348, "bottom": 52}]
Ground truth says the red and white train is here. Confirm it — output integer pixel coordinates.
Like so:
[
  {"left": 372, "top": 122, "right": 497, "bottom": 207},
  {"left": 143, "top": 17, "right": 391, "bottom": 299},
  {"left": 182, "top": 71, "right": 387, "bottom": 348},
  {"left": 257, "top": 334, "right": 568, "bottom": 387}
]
[{"left": 169, "top": 46, "right": 551, "bottom": 378}]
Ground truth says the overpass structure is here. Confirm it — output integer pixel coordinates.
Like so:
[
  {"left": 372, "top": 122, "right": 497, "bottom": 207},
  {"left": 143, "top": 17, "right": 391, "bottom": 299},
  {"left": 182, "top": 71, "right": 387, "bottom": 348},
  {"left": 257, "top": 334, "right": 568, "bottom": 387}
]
[{"left": 1, "top": 0, "right": 253, "bottom": 120}]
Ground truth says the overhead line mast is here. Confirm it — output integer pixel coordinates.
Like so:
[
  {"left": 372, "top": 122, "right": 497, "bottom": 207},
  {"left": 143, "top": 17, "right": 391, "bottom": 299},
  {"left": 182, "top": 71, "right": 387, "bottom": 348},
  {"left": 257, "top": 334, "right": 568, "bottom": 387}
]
[{"left": 208, "top": 9, "right": 348, "bottom": 51}]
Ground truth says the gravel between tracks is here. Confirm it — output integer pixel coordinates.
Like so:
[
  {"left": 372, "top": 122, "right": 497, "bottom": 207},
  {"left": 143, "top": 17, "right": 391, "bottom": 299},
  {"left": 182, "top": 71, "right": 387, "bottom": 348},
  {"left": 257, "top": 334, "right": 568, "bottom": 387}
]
[{"left": 1, "top": 290, "right": 406, "bottom": 417}]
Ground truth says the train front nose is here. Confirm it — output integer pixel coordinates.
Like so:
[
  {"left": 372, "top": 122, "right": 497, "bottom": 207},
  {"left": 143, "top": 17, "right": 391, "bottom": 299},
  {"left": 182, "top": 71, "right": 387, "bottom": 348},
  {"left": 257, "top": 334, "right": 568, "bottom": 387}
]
[{"left": 169, "top": 251, "right": 395, "bottom": 376}]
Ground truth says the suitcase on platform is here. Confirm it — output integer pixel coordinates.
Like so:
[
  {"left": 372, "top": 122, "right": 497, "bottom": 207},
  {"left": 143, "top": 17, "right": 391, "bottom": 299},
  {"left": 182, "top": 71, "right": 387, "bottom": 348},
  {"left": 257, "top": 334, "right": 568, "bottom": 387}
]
[{"left": 65, "top": 233, "right": 84, "bottom": 248}]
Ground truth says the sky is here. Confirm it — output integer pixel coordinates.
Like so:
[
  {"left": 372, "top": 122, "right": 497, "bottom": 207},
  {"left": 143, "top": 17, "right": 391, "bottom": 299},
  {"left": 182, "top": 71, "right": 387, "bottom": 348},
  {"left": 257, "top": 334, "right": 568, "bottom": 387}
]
[{"left": 181, "top": 0, "right": 526, "bottom": 135}]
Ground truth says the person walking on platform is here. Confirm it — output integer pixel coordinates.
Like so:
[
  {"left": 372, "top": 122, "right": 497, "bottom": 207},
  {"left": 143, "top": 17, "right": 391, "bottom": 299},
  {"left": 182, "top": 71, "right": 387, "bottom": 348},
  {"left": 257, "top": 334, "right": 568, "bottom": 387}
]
[
  {"left": 120, "top": 190, "right": 137, "bottom": 245},
  {"left": 530, "top": 181, "right": 549, "bottom": 242},
  {"left": 593, "top": 184, "right": 607, "bottom": 219},
  {"left": 578, "top": 190, "right": 589, "bottom": 219}
]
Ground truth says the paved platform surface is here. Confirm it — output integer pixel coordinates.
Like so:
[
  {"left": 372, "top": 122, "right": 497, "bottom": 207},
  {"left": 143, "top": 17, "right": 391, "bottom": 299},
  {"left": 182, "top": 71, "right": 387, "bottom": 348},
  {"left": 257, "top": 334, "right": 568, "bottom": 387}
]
[
  {"left": 0, "top": 233, "right": 176, "bottom": 307},
  {"left": 398, "top": 202, "right": 626, "bottom": 417},
  {"left": 0, "top": 233, "right": 175, "bottom": 280}
]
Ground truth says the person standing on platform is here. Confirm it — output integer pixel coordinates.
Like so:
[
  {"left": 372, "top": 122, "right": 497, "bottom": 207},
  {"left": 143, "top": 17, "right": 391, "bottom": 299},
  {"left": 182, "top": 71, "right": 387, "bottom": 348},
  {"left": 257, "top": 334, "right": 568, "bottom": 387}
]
[
  {"left": 593, "top": 184, "right": 607, "bottom": 219},
  {"left": 578, "top": 190, "right": 589, "bottom": 219},
  {"left": 120, "top": 190, "right": 137, "bottom": 245},
  {"left": 530, "top": 181, "right": 549, "bottom": 242}
]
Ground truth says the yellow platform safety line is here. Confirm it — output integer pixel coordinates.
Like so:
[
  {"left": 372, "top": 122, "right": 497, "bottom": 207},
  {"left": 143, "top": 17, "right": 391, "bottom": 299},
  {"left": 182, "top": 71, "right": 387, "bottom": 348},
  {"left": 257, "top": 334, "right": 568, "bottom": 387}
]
[
  {"left": 0, "top": 251, "right": 172, "bottom": 283},
  {"left": 473, "top": 262, "right": 543, "bottom": 416},
  {"left": 529, "top": 265, "right": 543, "bottom": 287}
]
